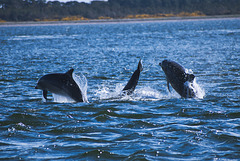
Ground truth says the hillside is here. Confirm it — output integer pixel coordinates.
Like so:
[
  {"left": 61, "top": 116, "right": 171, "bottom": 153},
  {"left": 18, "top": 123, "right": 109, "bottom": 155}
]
[{"left": 0, "top": 0, "right": 239, "bottom": 22}]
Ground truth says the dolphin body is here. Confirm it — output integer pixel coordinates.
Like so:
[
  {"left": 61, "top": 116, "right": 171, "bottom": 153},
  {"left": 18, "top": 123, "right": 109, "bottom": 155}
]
[
  {"left": 159, "top": 59, "right": 196, "bottom": 98},
  {"left": 122, "top": 60, "right": 143, "bottom": 95},
  {"left": 35, "top": 69, "right": 84, "bottom": 102}
]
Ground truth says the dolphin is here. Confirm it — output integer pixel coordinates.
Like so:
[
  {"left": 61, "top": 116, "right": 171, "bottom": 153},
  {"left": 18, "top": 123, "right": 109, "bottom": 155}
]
[
  {"left": 159, "top": 59, "right": 196, "bottom": 98},
  {"left": 122, "top": 60, "right": 143, "bottom": 95},
  {"left": 35, "top": 69, "right": 84, "bottom": 102}
]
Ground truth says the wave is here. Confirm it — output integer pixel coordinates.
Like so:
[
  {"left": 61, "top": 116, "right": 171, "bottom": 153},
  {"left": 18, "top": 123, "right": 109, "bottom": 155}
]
[
  {"left": 9, "top": 35, "right": 65, "bottom": 41},
  {"left": 70, "top": 149, "right": 126, "bottom": 160}
]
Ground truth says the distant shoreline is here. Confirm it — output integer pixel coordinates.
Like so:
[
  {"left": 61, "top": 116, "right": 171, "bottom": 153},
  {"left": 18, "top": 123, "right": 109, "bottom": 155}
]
[{"left": 0, "top": 15, "right": 239, "bottom": 27}]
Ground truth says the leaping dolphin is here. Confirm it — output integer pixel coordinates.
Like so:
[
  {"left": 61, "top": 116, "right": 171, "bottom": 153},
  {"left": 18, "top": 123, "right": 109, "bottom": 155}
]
[
  {"left": 35, "top": 69, "right": 84, "bottom": 102},
  {"left": 159, "top": 59, "right": 196, "bottom": 98},
  {"left": 122, "top": 60, "right": 143, "bottom": 95}
]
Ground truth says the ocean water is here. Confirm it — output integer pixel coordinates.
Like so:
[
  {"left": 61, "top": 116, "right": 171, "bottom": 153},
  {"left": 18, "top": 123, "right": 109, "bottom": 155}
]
[{"left": 0, "top": 18, "right": 239, "bottom": 160}]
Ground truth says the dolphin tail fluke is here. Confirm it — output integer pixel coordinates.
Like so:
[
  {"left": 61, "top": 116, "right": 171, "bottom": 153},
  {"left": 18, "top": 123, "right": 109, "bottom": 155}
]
[
  {"left": 122, "top": 60, "right": 142, "bottom": 95},
  {"left": 138, "top": 59, "right": 143, "bottom": 72}
]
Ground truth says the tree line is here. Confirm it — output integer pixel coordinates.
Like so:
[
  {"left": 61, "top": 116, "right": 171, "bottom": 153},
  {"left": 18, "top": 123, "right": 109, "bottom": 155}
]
[{"left": 0, "top": 0, "right": 239, "bottom": 22}]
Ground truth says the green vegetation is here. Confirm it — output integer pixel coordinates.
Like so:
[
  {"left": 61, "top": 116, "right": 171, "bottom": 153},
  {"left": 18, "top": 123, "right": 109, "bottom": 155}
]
[{"left": 0, "top": 0, "right": 239, "bottom": 22}]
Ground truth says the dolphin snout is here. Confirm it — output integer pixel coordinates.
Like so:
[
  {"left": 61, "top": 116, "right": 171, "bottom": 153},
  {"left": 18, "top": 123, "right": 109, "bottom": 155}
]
[{"left": 160, "top": 60, "right": 169, "bottom": 69}]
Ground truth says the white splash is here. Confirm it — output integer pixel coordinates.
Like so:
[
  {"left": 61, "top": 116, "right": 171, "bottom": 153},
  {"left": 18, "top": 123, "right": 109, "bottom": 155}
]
[
  {"left": 73, "top": 73, "right": 88, "bottom": 103},
  {"left": 184, "top": 79, "right": 205, "bottom": 99},
  {"left": 95, "top": 83, "right": 124, "bottom": 100},
  {"left": 95, "top": 83, "right": 167, "bottom": 101},
  {"left": 134, "top": 86, "right": 167, "bottom": 101},
  {"left": 52, "top": 93, "right": 76, "bottom": 103},
  {"left": 184, "top": 68, "right": 205, "bottom": 99},
  {"left": 192, "top": 79, "right": 205, "bottom": 99},
  {"left": 185, "top": 68, "right": 193, "bottom": 74},
  {"left": 95, "top": 86, "right": 111, "bottom": 100}
]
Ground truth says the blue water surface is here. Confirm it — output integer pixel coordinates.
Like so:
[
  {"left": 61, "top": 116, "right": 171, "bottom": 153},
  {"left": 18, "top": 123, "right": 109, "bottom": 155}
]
[{"left": 0, "top": 18, "right": 240, "bottom": 160}]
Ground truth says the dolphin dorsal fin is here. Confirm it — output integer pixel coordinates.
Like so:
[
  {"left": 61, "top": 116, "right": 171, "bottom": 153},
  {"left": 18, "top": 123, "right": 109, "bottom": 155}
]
[
  {"left": 187, "top": 74, "right": 195, "bottom": 82},
  {"left": 138, "top": 59, "right": 143, "bottom": 72},
  {"left": 66, "top": 68, "right": 74, "bottom": 77}
]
